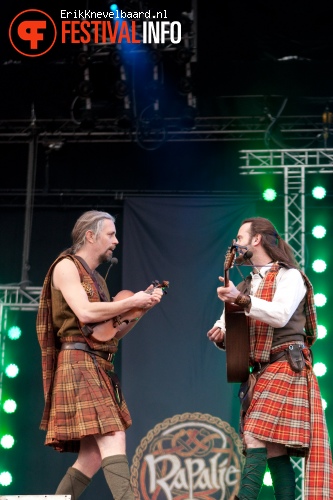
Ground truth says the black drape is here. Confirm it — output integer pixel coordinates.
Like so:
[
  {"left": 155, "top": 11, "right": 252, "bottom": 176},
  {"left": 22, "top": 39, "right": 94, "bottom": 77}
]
[{"left": 121, "top": 196, "right": 255, "bottom": 460}]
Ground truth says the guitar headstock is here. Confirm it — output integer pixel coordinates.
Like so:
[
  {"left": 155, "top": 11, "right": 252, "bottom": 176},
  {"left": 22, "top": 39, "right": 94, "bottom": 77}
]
[
  {"left": 224, "top": 241, "right": 237, "bottom": 272},
  {"left": 152, "top": 280, "right": 169, "bottom": 294}
]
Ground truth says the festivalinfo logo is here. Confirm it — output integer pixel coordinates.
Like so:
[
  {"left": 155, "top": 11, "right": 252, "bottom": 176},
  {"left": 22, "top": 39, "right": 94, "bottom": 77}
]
[{"left": 9, "top": 8, "right": 182, "bottom": 57}]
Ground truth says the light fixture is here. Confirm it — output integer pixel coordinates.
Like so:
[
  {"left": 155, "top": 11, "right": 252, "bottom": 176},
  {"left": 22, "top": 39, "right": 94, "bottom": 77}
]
[
  {"left": 7, "top": 326, "right": 21, "bottom": 340},
  {"left": 312, "top": 225, "right": 326, "bottom": 239},
  {"left": 314, "top": 293, "right": 327, "bottom": 307},
  {"left": 312, "top": 186, "right": 326, "bottom": 200},
  {"left": 262, "top": 188, "right": 277, "bottom": 202},
  {"left": 312, "top": 259, "right": 327, "bottom": 273}
]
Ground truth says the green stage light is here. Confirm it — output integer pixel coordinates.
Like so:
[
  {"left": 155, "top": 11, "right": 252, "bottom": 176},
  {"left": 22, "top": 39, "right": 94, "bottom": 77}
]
[
  {"left": 317, "top": 325, "right": 327, "bottom": 340},
  {"left": 3, "top": 399, "right": 17, "bottom": 414},
  {"left": 312, "top": 225, "right": 326, "bottom": 239},
  {"left": 0, "top": 471, "right": 12, "bottom": 486},
  {"left": 263, "top": 471, "right": 273, "bottom": 486},
  {"left": 312, "top": 186, "right": 326, "bottom": 199},
  {"left": 313, "top": 362, "right": 327, "bottom": 377},
  {"left": 262, "top": 188, "right": 277, "bottom": 201},
  {"left": 314, "top": 293, "right": 327, "bottom": 307},
  {"left": 5, "top": 363, "right": 19, "bottom": 378},
  {"left": 0, "top": 434, "right": 15, "bottom": 449},
  {"left": 7, "top": 326, "right": 22, "bottom": 340},
  {"left": 312, "top": 259, "right": 327, "bottom": 273}
]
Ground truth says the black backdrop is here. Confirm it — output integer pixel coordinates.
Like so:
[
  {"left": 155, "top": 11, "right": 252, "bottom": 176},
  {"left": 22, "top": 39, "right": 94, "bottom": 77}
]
[{"left": 121, "top": 196, "right": 255, "bottom": 461}]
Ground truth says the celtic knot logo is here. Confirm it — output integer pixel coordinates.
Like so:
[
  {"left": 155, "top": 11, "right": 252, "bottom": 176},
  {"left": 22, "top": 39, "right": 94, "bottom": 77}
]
[{"left": 131, "top": 412, "right": 244, "bottom": 500}]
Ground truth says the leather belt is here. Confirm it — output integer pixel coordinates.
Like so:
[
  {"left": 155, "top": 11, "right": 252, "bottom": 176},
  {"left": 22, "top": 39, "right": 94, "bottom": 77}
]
[
  {"left": 61, "top": 342, "right": 115, "bottom": 362},
  {"left": 251, "top": 343, "right": 305, "bottom": 373}
]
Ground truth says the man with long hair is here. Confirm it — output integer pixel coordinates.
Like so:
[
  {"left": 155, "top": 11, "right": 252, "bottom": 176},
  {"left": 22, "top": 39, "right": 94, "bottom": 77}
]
[
  {"left": 207, "top": 217, "right": 333, "bottom": 500},
  {"left": 37, "top": 210, "right": 164, "bottom": 500}
]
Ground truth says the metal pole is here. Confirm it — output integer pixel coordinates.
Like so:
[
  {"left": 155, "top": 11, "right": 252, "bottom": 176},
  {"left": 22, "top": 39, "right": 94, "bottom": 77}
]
[{"left": 21, "top": 104, "right": 38, "bottom": 286}]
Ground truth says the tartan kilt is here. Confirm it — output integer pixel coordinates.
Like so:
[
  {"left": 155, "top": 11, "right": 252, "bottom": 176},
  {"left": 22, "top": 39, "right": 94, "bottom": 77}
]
[
  {"left": 244, "top": 359, "right": 310, "bottom": 455},
  {"left": 44, "top": 349, "right": 132, "bottom": 452}
]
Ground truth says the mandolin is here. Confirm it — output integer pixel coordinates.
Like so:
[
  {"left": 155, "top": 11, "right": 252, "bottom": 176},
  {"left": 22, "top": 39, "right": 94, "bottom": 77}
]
[
  {"left": 224, "top": 241, "right": 250, "bottom": 383},
  {"left": 86, "top": 280, "right": 169, "bottom": 342}
]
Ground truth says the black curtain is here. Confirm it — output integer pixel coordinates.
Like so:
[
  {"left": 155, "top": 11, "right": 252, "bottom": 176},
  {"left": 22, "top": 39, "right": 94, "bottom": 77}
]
[{"left": 121, "top": 196, "right": 256, "bottom": 461}]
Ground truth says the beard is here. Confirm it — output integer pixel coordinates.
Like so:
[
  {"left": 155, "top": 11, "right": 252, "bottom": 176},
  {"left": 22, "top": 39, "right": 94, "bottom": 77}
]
[
  {"left": 98, "top": 249, "right": 114, "bottom": 265},
  {"left": 235, "top": 240, "right": 253, "bottom": 265}
]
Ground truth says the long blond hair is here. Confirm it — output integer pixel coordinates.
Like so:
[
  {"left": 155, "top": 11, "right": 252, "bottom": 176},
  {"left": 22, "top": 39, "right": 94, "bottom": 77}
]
[{"left": 59, "top": 210, "right": 115, "bottom": 256}]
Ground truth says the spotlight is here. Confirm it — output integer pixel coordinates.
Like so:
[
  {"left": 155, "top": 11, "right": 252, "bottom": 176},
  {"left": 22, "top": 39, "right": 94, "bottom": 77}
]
[
  {"left": 313, "top": 362, "right": 327, "bottom": 377},
  {"left": 312, "top": 225, "right": 326, "bottom": 239},
  {"left": 312, "top": 259, "right": 327, "bottom": 273},
  {"left": 0, "top": 435, "right": 15, "bottom": 450},
  {"left": 110, "top": 3, "right": 118, "bottom": 12},
  {"left": 312, "top": 186, "right": 326, "bottom": 200},
  {"left": 0, "top": 471, "right": 12, "bottom": 487},
  {"left": 177, "top": 76, "right": 193, "bottom": 95},
  {"left": 263, "top": 188, "right": 277, "bottom": 202},
  {"left": 114, "top": 80, "right": 129, "bottom": 99},
  {"left": 3, "top": 399, "right": 17, "bottom": 414},
  {"left": 314, "top": 293, "right": 327, "bottom": 307},
  {"left": 174, "top": 47, "right": 193, "bottom": 65},
  {"left": 76, "top": 52, "right": 90, "bottom": 68},
  {"left": 8, "top": 326, "right": 21, "bottom": 340},
  {"left": 78, "top": 80, "right": 93, "bottom": 98},
  {"left": 317, "top": 325, "right": 327, "bottom": 339},
  {"left": 5, "top": 364, "right": 19, "bottom": 378}
]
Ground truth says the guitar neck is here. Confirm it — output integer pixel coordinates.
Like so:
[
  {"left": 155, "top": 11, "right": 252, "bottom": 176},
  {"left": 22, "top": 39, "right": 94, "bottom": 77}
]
[{"left": 224, "top": 268, "right": 230, "bottom": 287}]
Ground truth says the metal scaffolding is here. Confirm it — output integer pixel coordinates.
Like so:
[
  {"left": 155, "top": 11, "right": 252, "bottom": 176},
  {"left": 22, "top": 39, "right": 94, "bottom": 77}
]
[
  {"left": 239, "top": 148, "right": 333, "bottom": 268},
  {"left": 239, "top": 148, "right": 333, "bottom": 500},
  {"left": 0, "top": 114, "right": 327, "bottom": 144},
  {"left": 0, "top": 286, "right": 42, "bottom": 405}
]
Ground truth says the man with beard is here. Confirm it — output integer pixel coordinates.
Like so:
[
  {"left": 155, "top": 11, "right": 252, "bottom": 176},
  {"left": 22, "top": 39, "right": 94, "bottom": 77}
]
[
  {"left": 37, "top": 210, "right": 164, "bottom": 500},
  {"left": 207, "top": 217, "right": 333, "bottom": 500}
]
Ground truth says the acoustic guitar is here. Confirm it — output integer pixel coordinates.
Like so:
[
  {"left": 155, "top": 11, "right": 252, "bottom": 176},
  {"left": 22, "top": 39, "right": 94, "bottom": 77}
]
[
  {"left": 224, "top": 242, "right": 250, "bottom": 383},
  {"left": 87, "top": 280, "right": 169, "bottom": 342}
]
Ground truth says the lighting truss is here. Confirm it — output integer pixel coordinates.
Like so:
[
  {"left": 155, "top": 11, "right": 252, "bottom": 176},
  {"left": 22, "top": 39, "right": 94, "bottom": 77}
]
[
  {"left": 0, "top": 115, "right": 327, "bottom": 144},
  {"left": 239, "top": 148, "right": 333, "bottom": 499},
  {"left": 0, "top": 286, "right": 41, "bottom": 406}
]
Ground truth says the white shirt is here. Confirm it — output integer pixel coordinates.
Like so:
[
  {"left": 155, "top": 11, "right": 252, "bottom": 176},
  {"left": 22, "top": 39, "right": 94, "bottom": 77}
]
[{"left": 214, "top": 265, "right": 307, "bottom": 332}]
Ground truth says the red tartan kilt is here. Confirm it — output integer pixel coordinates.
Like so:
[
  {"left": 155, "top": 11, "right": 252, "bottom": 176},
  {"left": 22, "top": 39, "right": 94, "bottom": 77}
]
[
  {"left": 45, "top": 349, "right": 132, "bottom": 452},
  {"left": 244, "top": 360, "right": 310, "bottom": 455}
]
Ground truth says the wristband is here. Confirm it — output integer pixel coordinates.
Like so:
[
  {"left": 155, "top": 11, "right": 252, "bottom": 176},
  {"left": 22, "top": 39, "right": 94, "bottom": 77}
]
[{"left": 234, "top": 293, "right": 251, "bottom": 308}]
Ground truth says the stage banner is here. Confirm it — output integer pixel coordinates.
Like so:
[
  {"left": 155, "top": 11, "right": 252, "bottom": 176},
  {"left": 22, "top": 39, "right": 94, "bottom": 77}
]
[
  {"left": 121, "top": 196, "right": 255, "bottom": 499},
  {"left": 130, "top": 412, "right": 244, "bottom": 500}
]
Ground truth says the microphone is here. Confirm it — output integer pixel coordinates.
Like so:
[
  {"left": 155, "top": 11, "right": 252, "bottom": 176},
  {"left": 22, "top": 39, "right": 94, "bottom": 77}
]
[
  {"left": 235, "top": 250, "right": 253, "bottom": 265},
  {"left": 110, "top": 257, "right": 118, "bottom": 266},
  {"left": 105, "top": 257, "right": 118, "bottom": 280},
  {"left": 237, "top": 251, "right": 265, "bottom": 278},
  {"left": 243, "top": 250, "right": 253, "bottom": 260}
]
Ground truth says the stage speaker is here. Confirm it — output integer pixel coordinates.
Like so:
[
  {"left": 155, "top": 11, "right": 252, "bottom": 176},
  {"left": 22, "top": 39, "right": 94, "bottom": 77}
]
[{"left": 0, "top": 496, "right": 70, "bottom": 499}]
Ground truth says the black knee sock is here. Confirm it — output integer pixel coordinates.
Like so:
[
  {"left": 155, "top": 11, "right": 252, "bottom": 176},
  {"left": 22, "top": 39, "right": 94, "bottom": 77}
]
[
  {"left": 238, "top": 447, "right": 267, "bottom": 500},
  {"left": 55, "top": 466, "right": 91, "bottom": 500},
  {"left": 268, "top": 455, "right": 296, "bottom": 500}
]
